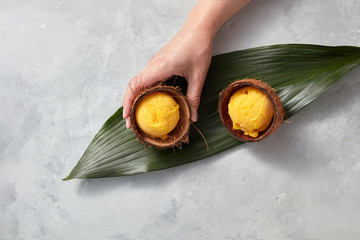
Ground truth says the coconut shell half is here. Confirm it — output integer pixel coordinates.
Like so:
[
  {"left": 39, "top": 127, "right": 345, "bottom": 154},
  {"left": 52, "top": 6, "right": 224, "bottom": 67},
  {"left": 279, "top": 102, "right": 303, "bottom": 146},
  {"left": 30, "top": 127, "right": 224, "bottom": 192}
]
[
  {"left": 218, "top": 79, "right": 284, "bottom": 142},
  {"left": 130, "top": 85, "right": 191, "bottom": 149}
]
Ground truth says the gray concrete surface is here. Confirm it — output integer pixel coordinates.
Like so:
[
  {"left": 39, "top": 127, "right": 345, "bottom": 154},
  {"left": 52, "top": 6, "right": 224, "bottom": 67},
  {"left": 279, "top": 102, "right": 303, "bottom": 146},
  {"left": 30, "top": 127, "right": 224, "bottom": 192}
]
[{"left": 1, "top": 0, "right": 360, "bottom": 239}]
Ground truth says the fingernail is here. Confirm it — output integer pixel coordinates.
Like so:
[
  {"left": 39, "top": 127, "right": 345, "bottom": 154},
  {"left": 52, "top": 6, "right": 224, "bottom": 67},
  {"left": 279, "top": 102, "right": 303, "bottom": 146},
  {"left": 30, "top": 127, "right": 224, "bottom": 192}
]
[
  {"left": 126, "top": 118, "right": 130, "bottom": 129},
  {"left": 191, "top": 110, "right": 198, "bottom": 122}
]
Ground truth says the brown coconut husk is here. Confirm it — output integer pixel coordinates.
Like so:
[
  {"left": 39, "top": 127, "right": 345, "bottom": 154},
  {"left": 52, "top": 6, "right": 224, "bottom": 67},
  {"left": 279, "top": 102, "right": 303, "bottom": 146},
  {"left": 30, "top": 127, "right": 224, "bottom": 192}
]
[
  {"left": 218, "top": 79, "right": 284, "bottom": 142},
  {"left": 130, "top": 85, "right": 191, "bottom": 149}
]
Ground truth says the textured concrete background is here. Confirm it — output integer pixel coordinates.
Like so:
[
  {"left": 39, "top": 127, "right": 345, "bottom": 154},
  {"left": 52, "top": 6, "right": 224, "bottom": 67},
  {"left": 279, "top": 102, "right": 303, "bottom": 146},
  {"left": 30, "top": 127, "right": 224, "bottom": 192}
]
[{"left": 1, "top": 0, "right": 360, "bottom": 239}]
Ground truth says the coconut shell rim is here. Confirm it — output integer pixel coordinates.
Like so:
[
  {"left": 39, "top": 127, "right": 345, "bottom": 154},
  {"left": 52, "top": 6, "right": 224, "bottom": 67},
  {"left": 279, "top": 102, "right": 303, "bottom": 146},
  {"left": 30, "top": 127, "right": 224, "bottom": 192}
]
[
  {"left": 218, "top": 79, "right": 285, "bottom": 142},
  {"left": 130, "top": 84, "right": 191, "bottom": 149}
]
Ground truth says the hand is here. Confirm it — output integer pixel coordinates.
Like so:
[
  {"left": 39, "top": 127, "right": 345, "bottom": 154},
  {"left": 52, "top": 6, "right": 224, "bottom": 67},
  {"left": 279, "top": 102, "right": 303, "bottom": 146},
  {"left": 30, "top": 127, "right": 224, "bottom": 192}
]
[
  {"left": 122, "top": 25, "right": 214, "bottom": 128},
  {"left": 122, "top": 0, "right": 250, "bottom": 129}
]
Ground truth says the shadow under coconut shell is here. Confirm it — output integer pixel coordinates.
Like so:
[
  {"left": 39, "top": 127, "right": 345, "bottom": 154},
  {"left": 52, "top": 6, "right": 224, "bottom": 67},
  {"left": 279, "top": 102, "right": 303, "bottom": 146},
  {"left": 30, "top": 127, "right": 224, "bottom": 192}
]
[{"left": 247, "top": 70, "right": 360, "bottom": 175}]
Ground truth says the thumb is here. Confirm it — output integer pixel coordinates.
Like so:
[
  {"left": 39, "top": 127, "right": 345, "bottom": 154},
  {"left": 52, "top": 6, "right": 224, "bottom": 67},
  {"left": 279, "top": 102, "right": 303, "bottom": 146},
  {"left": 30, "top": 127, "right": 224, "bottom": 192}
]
[{"left": 186, "top": 72, "right": 206, "bottom": 122}]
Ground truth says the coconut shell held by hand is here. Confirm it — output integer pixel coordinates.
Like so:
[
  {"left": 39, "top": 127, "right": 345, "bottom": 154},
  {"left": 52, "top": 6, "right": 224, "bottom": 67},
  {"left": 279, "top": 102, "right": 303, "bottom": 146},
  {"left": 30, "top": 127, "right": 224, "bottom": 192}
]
[
  {"left": 218, "top": 79, "right": 284, "bottom": 142},
  {"left": 130, "top": 85, "right": 191, "bottom": 149}
]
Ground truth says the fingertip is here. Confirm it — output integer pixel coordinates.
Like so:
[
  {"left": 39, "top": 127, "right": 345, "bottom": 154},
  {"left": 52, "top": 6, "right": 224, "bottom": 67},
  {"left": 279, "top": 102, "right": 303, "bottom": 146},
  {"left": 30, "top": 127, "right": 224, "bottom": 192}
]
[
  {"left": 125, "top": 118, "right": 132, "bottom": 129},
  {"left": 122, "top": 102, "right": 132, "bottom": 120},
  {"left": 122, "top": 107, "right": 129, "bottom": 119},
  {"left": 191, "top": 109, "right": 198, "bottom": 122},
  {"left": 123, "top": 88, "right": 135, "bottom": 120},
  {"left": 186, "top": 95, "right": 200, "bottom": 122}
]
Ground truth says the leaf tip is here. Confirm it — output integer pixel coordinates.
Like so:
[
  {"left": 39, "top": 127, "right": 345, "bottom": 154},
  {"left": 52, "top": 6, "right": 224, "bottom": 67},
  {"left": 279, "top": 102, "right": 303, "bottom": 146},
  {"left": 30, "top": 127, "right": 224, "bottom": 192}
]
[{"left": 62, "top": 175, "right": 71, "bottom": 181}]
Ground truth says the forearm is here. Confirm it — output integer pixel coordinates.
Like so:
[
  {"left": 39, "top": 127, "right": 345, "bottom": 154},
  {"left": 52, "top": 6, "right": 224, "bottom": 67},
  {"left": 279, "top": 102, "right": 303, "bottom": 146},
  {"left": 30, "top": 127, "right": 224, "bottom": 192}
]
[{"left": 182, "top": 0, "right": 250, "bottom": 40}]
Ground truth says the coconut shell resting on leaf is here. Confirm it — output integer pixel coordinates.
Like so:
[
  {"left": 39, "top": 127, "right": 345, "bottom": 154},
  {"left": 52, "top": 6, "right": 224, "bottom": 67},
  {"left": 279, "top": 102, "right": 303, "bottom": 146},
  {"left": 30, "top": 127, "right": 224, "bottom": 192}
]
[
  {"left": 218, "top": 79, "right": 284, "bottom": 142},
  {"left": 130, "top": 84, "right": 191, "bottom": 149}
]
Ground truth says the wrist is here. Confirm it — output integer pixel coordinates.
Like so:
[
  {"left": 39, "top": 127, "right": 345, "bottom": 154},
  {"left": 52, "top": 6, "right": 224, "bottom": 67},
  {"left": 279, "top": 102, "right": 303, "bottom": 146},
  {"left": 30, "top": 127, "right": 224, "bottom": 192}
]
[
  {"left": 182, "top": 0, "right": 250, "bottom": 41},
  {"left": 182, "top": 2, "right": 221, "bottom": 42}
]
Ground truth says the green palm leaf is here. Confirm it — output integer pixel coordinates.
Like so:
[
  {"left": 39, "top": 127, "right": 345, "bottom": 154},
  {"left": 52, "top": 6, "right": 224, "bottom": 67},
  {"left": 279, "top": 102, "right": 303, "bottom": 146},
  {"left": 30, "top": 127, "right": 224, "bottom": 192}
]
[{"left": 64, "top": 44, "right": 360, "bottom": 180}]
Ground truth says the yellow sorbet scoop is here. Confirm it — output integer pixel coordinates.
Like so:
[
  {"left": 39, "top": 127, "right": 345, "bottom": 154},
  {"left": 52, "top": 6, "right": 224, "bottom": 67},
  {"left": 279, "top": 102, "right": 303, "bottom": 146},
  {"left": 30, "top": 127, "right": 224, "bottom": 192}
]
[
  {"left": 228, "top": 86, "right": 274, "bottom": 138},
  {"left": 135, "top": 92, "right": 180, "bottom": 140}
]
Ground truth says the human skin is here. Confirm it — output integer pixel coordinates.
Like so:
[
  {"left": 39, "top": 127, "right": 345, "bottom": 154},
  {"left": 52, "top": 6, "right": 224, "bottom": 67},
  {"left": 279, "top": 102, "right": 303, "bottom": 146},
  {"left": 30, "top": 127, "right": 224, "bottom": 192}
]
[{"left": 123, "top": 0, "right": 250, "bottom": 128}]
